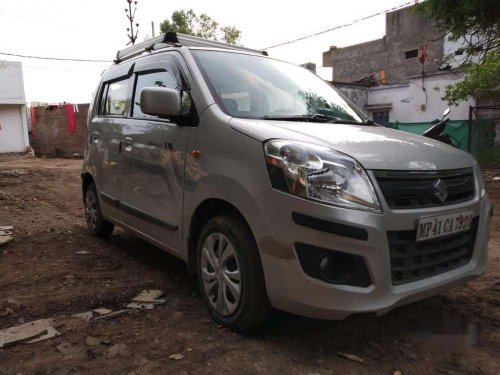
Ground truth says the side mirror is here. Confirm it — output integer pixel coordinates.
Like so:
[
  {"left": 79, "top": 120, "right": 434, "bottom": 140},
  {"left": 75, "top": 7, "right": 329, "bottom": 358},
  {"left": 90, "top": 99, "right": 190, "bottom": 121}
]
[
  {"left": 140, "top": 87, "right": 181, "bottom": 118},
  {"left": 442, "top": 107, "right": 450, "bottom": 119}
]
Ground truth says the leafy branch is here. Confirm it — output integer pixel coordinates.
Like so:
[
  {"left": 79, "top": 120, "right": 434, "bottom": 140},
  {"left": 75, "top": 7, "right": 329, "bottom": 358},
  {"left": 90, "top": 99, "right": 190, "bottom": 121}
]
[{"left": 160, "top": 9, "right": 242, "bottom": 45}]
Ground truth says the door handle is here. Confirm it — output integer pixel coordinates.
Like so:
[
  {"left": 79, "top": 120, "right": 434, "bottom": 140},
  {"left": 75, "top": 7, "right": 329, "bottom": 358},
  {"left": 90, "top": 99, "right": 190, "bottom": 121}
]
[
  {"left": 90, "top": 132, "right": 100, "bottom": 143},
  {"left": 121, "top": 137, "right": 133, "bottom": 152}
]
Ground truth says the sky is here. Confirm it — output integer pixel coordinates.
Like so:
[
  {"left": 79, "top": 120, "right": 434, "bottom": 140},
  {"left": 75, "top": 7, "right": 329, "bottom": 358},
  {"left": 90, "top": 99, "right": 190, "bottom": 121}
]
[{"left": 0, "top": 0, "right": 412, "bottom": 103}]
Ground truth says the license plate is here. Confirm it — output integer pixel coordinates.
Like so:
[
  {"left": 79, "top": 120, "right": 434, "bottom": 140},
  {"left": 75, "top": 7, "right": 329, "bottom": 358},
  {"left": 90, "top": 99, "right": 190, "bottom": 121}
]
[{"left": 416, "top": 211, "right": 473, "bottom": 242}]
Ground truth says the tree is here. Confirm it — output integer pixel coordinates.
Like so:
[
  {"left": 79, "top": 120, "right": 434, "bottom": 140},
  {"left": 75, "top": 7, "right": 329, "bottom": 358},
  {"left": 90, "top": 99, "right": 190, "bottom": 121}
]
[
  {"left": 160, "top": 9, "right": 241, "bottom": 45},
  {"left": 220, "top": 26, "right": 241, "bottom": 45},
  {"left": 197, "top": 13, "right": 219, "bottom": 40},
  {"left": 416, "top": 0, "right": 500, "bottom": 105},
  {"left": 442, "top": 50, "right": 499, "bottom": 105},
  {"left": 159, "top": 9, "right": 196, "bottom": 35}
]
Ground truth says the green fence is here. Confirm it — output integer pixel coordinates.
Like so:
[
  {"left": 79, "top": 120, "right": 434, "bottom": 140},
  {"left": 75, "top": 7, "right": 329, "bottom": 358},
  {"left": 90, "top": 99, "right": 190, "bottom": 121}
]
[{"left": 388, "top": 119, "right": 496, "bottom": 157}]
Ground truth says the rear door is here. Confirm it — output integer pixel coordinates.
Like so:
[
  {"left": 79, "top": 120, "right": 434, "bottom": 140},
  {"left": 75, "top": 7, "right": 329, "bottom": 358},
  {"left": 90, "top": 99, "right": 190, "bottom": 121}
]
[
  {"left": 87, "top": 63, "right": 134, "bottom": 222},
  {"left": 117, "top": 53, "right": 192, "bottom": 253}
]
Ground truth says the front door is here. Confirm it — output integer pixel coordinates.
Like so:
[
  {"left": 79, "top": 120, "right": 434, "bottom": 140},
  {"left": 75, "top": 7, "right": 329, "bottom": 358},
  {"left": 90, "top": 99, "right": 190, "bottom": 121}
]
[{"left": 118, "top": 53, "right": 191, "bottom": 253}]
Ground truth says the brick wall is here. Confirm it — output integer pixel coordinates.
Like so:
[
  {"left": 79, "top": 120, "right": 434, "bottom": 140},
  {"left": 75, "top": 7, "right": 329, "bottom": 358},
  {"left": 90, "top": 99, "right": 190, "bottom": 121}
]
[{"left": 29, "top": 104, "right": 88, "bottom": 156}]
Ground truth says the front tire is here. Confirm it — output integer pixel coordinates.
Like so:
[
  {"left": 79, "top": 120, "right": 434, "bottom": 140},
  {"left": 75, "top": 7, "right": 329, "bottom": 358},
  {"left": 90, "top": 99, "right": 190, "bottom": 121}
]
[
  {"left": 197, "top": 215, "right": 271, "bottom": 332},
  {"left": 84, "top": 183, "right": 114, "bottom": 238}
]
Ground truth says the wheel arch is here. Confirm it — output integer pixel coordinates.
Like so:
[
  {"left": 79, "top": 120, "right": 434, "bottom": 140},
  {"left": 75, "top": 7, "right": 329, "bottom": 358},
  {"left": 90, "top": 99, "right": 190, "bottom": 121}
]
[{"left": 187, "top": 198, "right": 256, "bottom": 275}]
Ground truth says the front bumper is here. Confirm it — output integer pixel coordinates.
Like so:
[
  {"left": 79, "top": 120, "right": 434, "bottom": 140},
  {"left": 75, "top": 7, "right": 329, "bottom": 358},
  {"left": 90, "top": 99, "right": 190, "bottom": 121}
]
[{"left": 254, "top": 187, "right": 492, "bottom": 320}]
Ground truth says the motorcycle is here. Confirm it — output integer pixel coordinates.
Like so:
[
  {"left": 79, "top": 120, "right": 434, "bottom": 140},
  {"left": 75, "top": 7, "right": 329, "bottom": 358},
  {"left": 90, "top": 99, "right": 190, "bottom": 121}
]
[{"left": 422, "top": 108, "right": 461, "bottom": 148}]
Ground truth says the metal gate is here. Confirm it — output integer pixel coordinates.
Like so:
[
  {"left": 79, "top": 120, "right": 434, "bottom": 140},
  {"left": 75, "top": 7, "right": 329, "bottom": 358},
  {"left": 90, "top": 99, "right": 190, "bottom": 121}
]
[{"left": 468, "top": 102, "right": 500, "bottom": 155}]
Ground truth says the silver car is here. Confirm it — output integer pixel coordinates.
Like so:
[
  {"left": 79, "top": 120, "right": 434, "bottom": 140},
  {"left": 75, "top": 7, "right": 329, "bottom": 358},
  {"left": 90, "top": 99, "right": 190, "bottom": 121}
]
[{"left": 82, "top": 33, "right": 492, "bottom": 331}]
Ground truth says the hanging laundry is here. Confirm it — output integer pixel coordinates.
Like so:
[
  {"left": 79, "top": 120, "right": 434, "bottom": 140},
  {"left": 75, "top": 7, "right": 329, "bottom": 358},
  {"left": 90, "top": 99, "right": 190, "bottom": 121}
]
[
  {"left": 30, "top": 107, "right": 37, "bottom": 134},
  {"left": 65, "top": 103, "right": 76, "bottom": 134}
]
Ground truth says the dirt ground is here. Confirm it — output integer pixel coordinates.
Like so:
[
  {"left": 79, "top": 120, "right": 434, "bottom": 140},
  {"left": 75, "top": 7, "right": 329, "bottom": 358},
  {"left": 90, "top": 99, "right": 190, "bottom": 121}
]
[{"left": 0, "top": 156, "right": 499, "bottom": 375}]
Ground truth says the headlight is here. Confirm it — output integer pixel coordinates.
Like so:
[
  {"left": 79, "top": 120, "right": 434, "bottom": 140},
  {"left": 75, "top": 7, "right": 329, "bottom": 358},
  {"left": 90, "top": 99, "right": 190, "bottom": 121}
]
[{"left": 264, "top": 140, "right": 381, "bottom": 212}]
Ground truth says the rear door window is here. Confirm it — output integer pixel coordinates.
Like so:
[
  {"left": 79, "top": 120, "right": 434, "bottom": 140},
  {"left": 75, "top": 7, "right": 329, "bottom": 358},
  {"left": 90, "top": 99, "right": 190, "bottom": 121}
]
[{"left": 102, "top": 78, "right": 129, "bottom": 116}]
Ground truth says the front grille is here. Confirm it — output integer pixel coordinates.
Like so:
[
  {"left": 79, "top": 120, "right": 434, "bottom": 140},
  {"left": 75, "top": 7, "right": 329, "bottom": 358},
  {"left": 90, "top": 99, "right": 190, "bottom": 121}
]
[
  {"left": 374, "top": 168, "right": 475, "bottom": 209},
  {"left": 388, "top": 217, "right": 478, "bottom": 285}
]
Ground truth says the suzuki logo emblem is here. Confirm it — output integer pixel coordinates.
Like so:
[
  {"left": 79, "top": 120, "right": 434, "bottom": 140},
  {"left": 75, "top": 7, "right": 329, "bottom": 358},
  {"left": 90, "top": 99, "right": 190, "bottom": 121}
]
[{"left": 433, "top": 179, "right": 448, "bottom": 203}]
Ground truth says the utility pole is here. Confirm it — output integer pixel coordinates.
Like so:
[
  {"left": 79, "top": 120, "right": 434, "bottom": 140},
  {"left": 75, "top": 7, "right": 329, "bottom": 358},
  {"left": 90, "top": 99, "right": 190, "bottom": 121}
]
[
  {"left": 151, "top": 21, "right": 155, "bottom": 37},
  {"left": 125, "top": 0, "right": 139, "bottom": 45}
]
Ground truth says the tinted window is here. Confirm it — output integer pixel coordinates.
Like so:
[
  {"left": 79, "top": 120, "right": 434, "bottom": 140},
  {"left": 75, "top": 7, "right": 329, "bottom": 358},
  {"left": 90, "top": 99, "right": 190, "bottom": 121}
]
[
  {"left": 103, "top": 79, "right": 129, "bottom": 116},
  {"left": 133, "top": 70, "right": 179, "bottom": 118}
]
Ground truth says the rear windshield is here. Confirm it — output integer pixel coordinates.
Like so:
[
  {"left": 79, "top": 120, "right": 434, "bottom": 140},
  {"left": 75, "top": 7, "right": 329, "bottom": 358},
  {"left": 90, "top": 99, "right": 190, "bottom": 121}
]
[{"left": 191, "top": 50, "right": 364, "bottom": 123}]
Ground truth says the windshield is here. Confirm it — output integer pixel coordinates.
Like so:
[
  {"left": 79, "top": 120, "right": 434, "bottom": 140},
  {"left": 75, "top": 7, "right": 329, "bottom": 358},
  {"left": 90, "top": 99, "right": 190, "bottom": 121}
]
[{"left": 191, "top": 50, "right": 365, "bottom": 123}]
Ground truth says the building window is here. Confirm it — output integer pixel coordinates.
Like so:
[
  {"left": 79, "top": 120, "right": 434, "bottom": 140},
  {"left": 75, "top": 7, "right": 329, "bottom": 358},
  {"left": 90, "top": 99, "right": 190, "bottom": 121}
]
[
  {"left": 373, "top": 110, "right": 390, "bottom": 126},
  {"left": 404, "top": 49, "right": 419, "bottom": 59}
]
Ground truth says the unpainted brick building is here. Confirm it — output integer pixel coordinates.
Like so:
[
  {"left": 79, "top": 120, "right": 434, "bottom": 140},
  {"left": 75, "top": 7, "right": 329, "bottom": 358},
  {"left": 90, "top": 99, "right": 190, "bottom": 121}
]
[
  {"left": 323, "top": 6, "right": 444, "bottom": 84},
  {"left": 29, "top": 104, "right": 89, "bottom": 156}
]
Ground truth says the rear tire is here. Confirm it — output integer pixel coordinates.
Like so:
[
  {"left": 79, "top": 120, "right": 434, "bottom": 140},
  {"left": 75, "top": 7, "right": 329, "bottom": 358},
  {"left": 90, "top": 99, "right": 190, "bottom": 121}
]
[
  {"left": 196, "top": 215, "right": 271, "bottom": 332},
  {"left": 84, "top": 183, "right": 114, "bottom": 238}
]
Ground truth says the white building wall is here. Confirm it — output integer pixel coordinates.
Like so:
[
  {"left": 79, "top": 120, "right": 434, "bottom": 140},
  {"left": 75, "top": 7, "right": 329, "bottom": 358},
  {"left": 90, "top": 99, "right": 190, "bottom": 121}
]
[
  {"left": 368, "top": 84, "right": 409, "bottom": 123},
  {"left": 408, "top": 72, "right": 474, "bottom": 122},
  {"left": 367, "top": 71, "right": 474, "bottom": 123},
  {"left": 0, "top": 60, "right": 29, "bottom": 153},
  {"left": 443, "top": 34, "right": 480, "bottom": 69},
  {"left": 0, "top": 106, "right": 27, "bottom": 152}
]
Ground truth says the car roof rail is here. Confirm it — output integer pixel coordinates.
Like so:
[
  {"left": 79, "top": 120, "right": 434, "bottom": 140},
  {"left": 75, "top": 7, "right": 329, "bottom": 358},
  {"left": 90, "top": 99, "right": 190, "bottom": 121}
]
[{"left": 115, "top": 32, "right": 268, "bottom": 63}]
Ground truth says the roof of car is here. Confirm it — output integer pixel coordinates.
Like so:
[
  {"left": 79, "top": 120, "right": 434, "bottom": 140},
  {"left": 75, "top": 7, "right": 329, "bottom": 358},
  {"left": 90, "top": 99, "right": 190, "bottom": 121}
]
[{"left": 114, "top": 32, "right": 267, "bottom": 64}]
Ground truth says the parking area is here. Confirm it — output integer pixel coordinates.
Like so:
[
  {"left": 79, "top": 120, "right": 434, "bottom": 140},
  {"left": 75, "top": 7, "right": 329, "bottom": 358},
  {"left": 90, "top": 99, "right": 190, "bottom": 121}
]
[{"left": 1, "top": 156, "right": 499, "bottom": 374}]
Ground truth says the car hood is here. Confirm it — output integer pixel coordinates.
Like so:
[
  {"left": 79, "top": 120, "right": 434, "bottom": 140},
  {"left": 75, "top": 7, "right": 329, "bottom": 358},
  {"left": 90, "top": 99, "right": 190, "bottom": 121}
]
[{"left": 229, "top": 118, "right": 477, "bottom": 170}]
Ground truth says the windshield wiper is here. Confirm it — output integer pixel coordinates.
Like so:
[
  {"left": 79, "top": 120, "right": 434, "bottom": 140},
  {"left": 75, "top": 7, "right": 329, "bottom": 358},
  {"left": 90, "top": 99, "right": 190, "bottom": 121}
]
[
  {"left": 260, "top": 114, "right": 375, "bottom": 125},
  {"left": 324, "top": 118, "right": 374, "bottom": 125},
  {"left": 260, "top": 114, "right": 351, "bottom": 123},
  {"left": 359, "top": 119, "right": 376, "bottom": 125}
]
